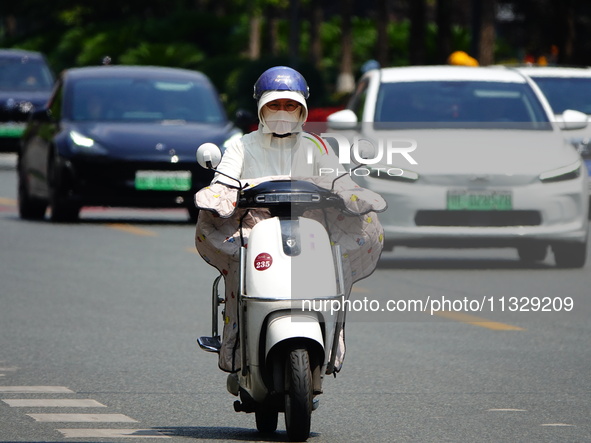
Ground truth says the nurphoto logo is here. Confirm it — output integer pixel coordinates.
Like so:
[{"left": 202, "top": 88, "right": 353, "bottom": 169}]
[
  {"left": 321, "top": 133, "right": 418, "bottom": 165},
  {"left": 311, "top": 133, "right": 418, "bottom": 176}
]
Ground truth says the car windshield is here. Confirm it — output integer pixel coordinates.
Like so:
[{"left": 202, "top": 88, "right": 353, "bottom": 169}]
[
  {"left": 0, "top": 57, "right": 54, "bottom": 91},
  {"left": 68, "top": 77, "right": 226, "bottom": 123},
  {"left": 529, "top": 76, "right": 591, "bottom": 115},
  {"left": 374, "top": 80, "right": 551, "bottom": 130}
]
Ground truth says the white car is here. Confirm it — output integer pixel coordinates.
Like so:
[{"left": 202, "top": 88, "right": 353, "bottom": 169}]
[
  {"left": 514, "top": 66, "right": 591, "bottom": 207},
  {"left": 326, "top": 65, "right": 589, "bottom": 268}
]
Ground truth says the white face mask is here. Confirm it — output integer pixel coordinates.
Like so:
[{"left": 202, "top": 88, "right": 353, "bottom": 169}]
[{"left": 262, "top": 109, "right": 301, "bottom": 135}]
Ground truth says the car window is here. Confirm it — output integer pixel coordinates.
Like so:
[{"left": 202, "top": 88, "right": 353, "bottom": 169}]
[
  {"left": 529, "top": 77, "right": 591, "bottom": 115},
  {"left": 67, "top": 77, "right": 226, "bottom": 123},
  {"left": 0, "top": 57, "right": 54, "bottom": 91},
  {"left": 374, "top": 80, "right": 551, "bottom": 129}
]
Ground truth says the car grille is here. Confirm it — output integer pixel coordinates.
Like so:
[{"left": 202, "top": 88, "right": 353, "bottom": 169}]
[{"left": 415, "top": 210, "right": 542, "bottom": 227}]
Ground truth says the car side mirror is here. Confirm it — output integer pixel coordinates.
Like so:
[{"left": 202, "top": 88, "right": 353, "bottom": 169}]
[
  {"left": 327, "top": 109, "right": 359, "bottom": 130},
  {"left": 196, "top": 143, "right": 222, "bottom": 169},
  {"left": 558, "top": 109, "right": 589, "bottom": 131}
]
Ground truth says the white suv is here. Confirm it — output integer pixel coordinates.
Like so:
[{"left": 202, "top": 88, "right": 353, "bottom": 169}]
[{"left": 327, "top": 65, "right": 589, "bottom": 268}]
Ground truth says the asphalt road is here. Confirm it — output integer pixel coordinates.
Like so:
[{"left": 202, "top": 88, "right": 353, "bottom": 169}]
[{"left": 1, "top": 153, "right": 590, "bottom": 442}]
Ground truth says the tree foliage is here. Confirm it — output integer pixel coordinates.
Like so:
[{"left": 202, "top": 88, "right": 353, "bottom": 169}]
[{"left": 2, "top": 0, "right": 591, "bottom": 112}]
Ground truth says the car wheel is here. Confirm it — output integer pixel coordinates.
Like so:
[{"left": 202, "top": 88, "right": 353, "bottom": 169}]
[
  {"left": 552, "top": 242, "right": 587, "bottom": 269},
  {"left": 17, "top": 163, "right": 47, "bottom": 220},
  {"left": 517, "top": 244, "right": 548, "bottom": 263},
  {"left": 48, "top": 157, "right": 80, "bottom": 223}
]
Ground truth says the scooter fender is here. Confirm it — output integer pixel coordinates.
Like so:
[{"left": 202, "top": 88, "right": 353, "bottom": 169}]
[{"left": 264, "top": 311, "right": 324, "bottom": 361}]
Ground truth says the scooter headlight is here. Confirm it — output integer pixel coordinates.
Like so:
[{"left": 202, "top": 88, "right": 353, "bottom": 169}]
[{"left": 255, "top": 193, "right": 321, "bottom": 203}]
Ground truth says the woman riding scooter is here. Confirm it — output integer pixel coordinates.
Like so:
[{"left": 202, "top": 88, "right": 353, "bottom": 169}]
[{"left": 194, "top": 66, "right": 386, "bottom": 373}]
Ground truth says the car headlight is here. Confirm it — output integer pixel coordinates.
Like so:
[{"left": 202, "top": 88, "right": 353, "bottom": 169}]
[
  {"left": 69, "top": 131, "right": 108, "bottom": 155},
  {"left": 367, "top": 165, "right": 420, "bottom": 182},
  {"left": 539, "top": 161, "right": 581, "bottom": 183}
]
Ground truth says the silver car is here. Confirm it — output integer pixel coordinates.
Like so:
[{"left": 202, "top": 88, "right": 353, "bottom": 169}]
[{"left": 327, "top": 65, "right": 589, "bottom": 268}]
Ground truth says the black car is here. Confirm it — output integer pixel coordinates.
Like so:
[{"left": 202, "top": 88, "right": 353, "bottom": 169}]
[
  {"left": 0, "top": 49, "right": 55, "bottom": 152},
  {"left": 18, "top": 65, "right": 241, "bottom": 222}
]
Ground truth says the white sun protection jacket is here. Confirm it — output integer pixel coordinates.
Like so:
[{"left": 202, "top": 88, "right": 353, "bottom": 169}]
[{"left": 213, "top": 126, "right": 344, "bottom": 183}]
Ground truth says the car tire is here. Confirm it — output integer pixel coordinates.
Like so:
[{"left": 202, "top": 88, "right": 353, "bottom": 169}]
[
  {"left": 17, "top": 163, "right": 47, "bottom": 220},
  {"left": 48, "top": 157, "right": 80, "bottom": 223},
  {"left": 552, "top": 241, "right": 587, "bottom": 269},
  {"left": 517, "top": 244, "right": 548, "bottom": 263}
]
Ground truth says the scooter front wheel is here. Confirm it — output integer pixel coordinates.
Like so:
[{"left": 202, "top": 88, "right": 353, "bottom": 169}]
[{"left": 284, "top": 348, "right": 313, "bottom": 441}]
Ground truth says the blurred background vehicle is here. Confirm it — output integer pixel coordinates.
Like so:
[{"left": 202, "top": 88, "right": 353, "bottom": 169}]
[
  {"left": 0, "top": 49, "right": 55, "bottom": 152},
  {"left": 327, "top": 65, "right": 589, "bottom": 268},
  {"left": 514, "top": 66, "right": 591, "bottom": 213},
  {"left": 18, "top": 65, "right": 241, "bottom": 223}
]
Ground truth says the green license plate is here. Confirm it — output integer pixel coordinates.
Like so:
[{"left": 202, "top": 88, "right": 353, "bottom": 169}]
[
  {"left": 0, "top": 123, "right": 26, "bottom": 138},
  {"left": 447, "top": 189, "right": 512, "bottom": 210},
  {"left": 135, "top": 170, "right": 191, "bottom": 191}
]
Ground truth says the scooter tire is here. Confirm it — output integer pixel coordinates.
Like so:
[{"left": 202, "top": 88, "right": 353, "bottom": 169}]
[
  {"left": 255, "top": 408, "right": 278, "bottom": 434},
  {"left": 284, "top": 348, "right": 313, "bottom": 442}
]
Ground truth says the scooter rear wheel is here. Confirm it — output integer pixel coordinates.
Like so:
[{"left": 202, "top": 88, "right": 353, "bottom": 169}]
[
  {"left": 255, "top": 407, "right": 278, "bottom": 433},
  {"left": 284, "top": 348, "right": 313, "bottom": 441}
]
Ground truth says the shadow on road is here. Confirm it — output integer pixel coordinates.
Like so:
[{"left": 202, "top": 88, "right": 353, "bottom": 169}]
[
  {"left": 1, "top": 208, "right": 195, "bottom": 226},
  {"left": 377, "top": 253, "right": 555, "bottom": 271},
  {"left": 155, "top": 426, "right": 319, "bottom": 441}
]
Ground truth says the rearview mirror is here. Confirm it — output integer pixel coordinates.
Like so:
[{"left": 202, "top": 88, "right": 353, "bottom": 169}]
[
  {"left": 327, "top": 109, "right": 359, "bottom": 130},
  {"left": 196, "top": 142, "right": 222, "bottom": 169},
  {"left": 559, "top": 109, "right": 589, "bottom": 131}
]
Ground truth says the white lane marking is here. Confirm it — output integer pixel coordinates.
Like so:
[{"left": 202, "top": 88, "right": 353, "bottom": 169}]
[
  {"left": 0, "top": 367, "right": 18, "bottom": 371},
  {"left": 488, "top": 408, "right": 527, "bottom": 412},
  {"left": 27, "top": 413, "right": 137, "bottom": 422},
  {"left": 57, "top": 428, "right": 170, "bottom": 438},
  {"left": 3, "top": 399, "right": 106, "bottom": 407},
  {"left": 540, "top": 423, "right": 575, "bottom": 427},
  {"left": 0, "top": 386, "right": 74, "bottom": 393}
]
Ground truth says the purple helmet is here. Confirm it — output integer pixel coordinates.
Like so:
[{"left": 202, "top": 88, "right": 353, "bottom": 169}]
[{"left": 253, "top": 66, "right": 310, "bottom": 100}]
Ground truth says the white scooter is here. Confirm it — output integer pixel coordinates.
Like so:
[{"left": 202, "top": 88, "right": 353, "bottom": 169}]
[{"left": 195, "top": 143, "right": 348, "bottom": 441}]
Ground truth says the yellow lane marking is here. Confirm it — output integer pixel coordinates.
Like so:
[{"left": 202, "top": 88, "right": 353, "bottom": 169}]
[
  {"left": 0, "top": 197, "right": 16, "bottom": 205},
  {"left": 106, "top": 224, "right": 157, "bottom": 237},
  {"left": 434, "top": 311, "right": 524, "bottom": 331},
  {"left": 352, "top": 286, "right": 370, "bottom": 293}
]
